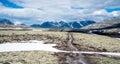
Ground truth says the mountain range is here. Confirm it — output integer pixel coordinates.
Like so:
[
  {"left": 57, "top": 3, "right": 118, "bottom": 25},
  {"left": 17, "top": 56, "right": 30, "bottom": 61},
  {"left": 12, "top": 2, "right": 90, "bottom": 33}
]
[
  {"left": 0, "top": 18, "right": 96, "bottom": 29},
  {"left": 31, "top": 20, "right": 96, "bottom": 29}
]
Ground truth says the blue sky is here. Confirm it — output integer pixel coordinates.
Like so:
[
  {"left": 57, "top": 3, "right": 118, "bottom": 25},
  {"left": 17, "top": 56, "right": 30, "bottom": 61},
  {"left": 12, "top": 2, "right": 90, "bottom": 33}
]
[
  {"left": 106, "top": 8, "right": 120, "bottom": 12},
  {"left": 0, "top": 0, "right": 23, "bottom": 8},
  {"left": 0, "top": 0, "right": 120, "bottom": 25}
]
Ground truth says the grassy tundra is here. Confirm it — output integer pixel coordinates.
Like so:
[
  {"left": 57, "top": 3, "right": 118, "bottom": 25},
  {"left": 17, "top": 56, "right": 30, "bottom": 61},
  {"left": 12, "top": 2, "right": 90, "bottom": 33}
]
[{"left": 0, "top": 31, "right": 120, "bottom": 64}]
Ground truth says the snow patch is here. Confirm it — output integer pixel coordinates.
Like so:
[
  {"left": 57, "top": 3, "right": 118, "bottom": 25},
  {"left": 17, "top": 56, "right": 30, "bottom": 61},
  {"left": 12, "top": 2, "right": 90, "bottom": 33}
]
[
  {"left": 116, "top": 38, "right": 120, "bottom": 40},
  {"left": 14, "top": 21, "right": 22, "bottom": 25},
  {"left": 0, "top": 40, "right": 61, "bottom": 52},
  {"left": 73, "top": 51, "right": 120, "bottom": 56},
  {"left": 0, "top": 28, "right": 22, "bottom": 29},
  {"left": 118, "top": 32, "right": 120, "bottom": 34},
  {"left": 32, "top": 29, "right": 43, "bottom": 31},
  {"left": 0, "top": 40, "right": 120, "bottom": 57}
]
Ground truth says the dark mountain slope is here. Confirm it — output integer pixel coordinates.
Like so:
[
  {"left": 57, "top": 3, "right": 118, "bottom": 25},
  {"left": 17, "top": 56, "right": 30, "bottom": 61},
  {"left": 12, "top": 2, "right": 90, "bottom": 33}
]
[{"left": 0, "top": 19, "right": 14, "bottom": 25}]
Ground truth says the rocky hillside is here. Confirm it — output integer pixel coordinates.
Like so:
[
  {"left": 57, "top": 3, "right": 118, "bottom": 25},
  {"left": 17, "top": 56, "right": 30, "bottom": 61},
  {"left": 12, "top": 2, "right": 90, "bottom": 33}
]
[
  {"left": 81, "top": 18, "right": 120, "bottom": 37},
  {"left": 82, "top": 18, "right": 120, "bottom": 30}
]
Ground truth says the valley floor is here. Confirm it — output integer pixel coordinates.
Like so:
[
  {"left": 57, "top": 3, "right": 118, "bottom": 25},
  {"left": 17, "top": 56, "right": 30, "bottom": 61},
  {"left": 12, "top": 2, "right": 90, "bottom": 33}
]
[{"left": 0, "top": 31, "right": 120, "bottom": 64}]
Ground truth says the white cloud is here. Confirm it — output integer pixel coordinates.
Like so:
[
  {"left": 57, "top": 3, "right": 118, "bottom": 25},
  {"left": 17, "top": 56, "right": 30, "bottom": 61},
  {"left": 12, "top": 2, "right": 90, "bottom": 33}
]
[
  {"left": 93, "top": 10, "right": 108, "bottom": 15},
  {"left": 0, "top": 0, "right": 120, "bottom": 24},
  {"left": 10, "top": 0, "right": 120, "bottom": 9},
  {"left": 71, "top": 0, "right": 120, "bottom": 9},
  {"left": 0, "top": 8, "right": 45, "bottom": 21},
  {"left": 91, "top": 9, "right": 120, "bottom": 21},
  {"left": 92, "top": 9, "right": 120, "bottom": 17},
  {"left": 10, "top": 0, "right": 71, "bottom": 9},
  {"left": 110, "top": 11, "right": 120, "bottom": 17}
]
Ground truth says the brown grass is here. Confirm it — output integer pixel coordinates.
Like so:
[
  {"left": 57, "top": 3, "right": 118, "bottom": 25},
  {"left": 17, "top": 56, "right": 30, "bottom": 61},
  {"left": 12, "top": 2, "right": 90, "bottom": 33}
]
[
  {"left": 0, "top": 51, "right": 59, "bottom": 64},
  {"left": 73, "top": 33, "right": 120, "bottom": 52},
  {"left": 0, "top": 31, "right": 120, "bottom": 64}
]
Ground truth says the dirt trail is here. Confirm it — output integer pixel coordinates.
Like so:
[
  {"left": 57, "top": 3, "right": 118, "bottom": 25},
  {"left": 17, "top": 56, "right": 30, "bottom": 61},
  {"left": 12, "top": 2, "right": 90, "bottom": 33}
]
[{"left": 65, "top": 33, "right": 88, "bottom": 64}]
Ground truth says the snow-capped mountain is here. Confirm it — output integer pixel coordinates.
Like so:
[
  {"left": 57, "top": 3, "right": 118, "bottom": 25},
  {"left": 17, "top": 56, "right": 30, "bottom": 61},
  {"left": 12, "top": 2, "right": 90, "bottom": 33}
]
[
  {"left": 0, "top": 18, "right": 14, "bottom": 25},
  {"left": 0, "top": 18, "right": 29, "bottom": 28},
  {"left": 0, "top": 18, "right": 96, "bottom": 29},
  {"left": 31, "top": 20, "right": 96, "bottom": 29}
]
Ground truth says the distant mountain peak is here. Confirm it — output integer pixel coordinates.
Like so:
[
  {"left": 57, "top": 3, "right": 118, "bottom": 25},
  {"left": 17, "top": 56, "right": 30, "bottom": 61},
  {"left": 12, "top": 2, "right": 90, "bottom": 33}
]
[{"left": 0, "top": 18, "right": 14, "bottom": 25}]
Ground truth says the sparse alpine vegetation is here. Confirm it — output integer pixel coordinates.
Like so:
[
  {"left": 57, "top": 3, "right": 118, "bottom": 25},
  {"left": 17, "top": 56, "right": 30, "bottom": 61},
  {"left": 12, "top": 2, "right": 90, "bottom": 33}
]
[{"left": 0, "top": 31, "right": 120, "bottom": 64}]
